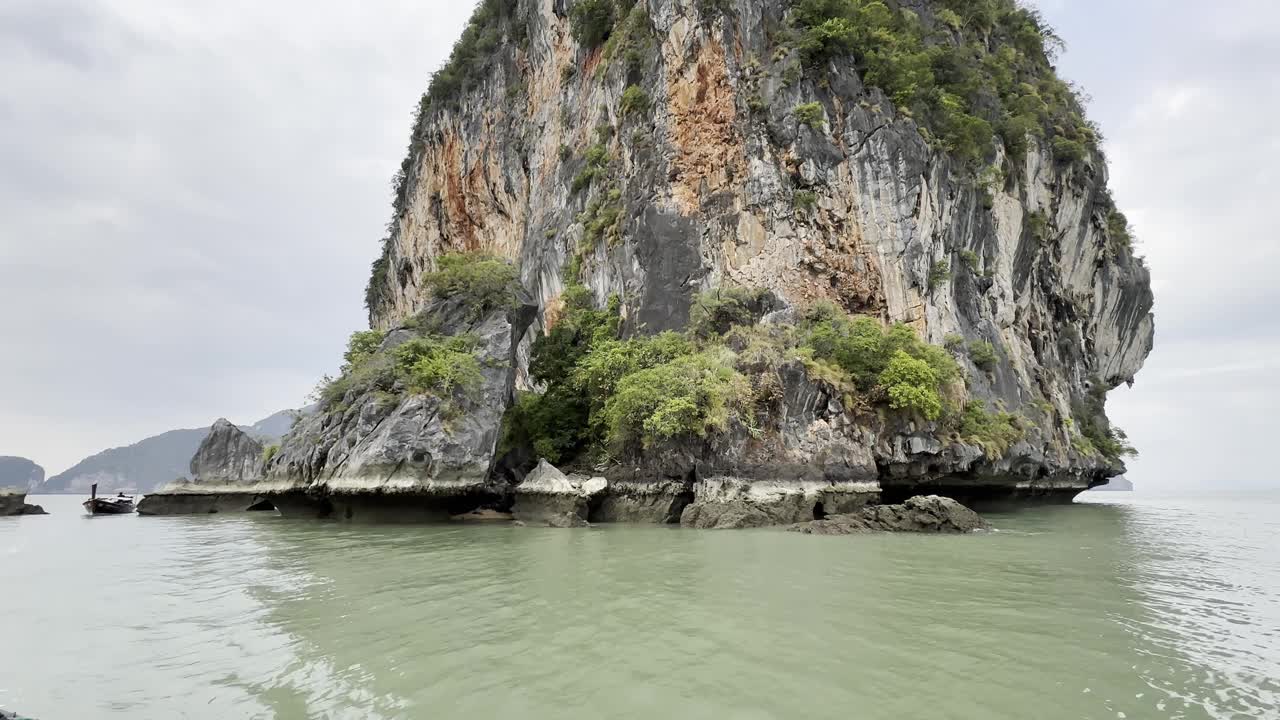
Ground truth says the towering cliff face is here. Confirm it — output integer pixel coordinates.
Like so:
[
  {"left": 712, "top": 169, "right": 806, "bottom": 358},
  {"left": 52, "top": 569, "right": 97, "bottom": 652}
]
[{"left": 360, "top": 0, "right": 1153, "bottom": 506}]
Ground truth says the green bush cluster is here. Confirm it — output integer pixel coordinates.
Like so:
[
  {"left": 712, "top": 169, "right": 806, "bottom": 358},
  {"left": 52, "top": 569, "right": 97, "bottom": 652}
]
[
  {"left": 423, "top": 0, "right": 523, "bottom": 111},
  {"left": 578, "top": 188, "right": 624, "bottom": 249},
  {"left": 316, "top": 326, "right": 486, "bottom": 411},
  {"left": 968, "top": 340, "right": 998, "bottom": 371},
  {"left": 505, "top": 288, "right": 991, "bottom": 466},
  {"left": 422, "top": 252, "right": 521, "bottom": 316},
  {"left": 620, "top": 85, "right": 650, "bottom": 116},
  {"left": 800, "top": 302, "right": 958, "bottom": 418},
  {"left": 880, "top": 351, "right": 944, "bottom": 419},
  {"left": 509, "top": 288, "right": 752, "bottom": 459},
  {"left": 795, "top": 102, "right": 825, "bottom": 129},
  {"left": 573, "top": 143, "right": 610, "bottom": 192},
  {"left": 687, "top": 286, "right": 775, "bottom": 339},
  {"left": 794, "top": 190, "right": 818, "bottom": 212},
  {"left": 957, "top": 400, "right": 1024, "bottom": 459},
  {"left": 602, "top": 4, "right": 654, "bottom": 76},
  {"left": 928, "top": 260, "right": 951, "bottom": 290},
  {"left": 261, "top": 444, "right": 280, "bottom": 465},
  {"left": 1072, "top": 382, "right": 1136, "bottom": 461},
  {"left": 787, "top": 0, "right": 1098, "bottom": 171},
  {"left": 958, "top": 249, "right": 981, "bottom": 273},
  {"left": 570, "top": 0, "right": 616, "bottom": 48},
  {"left": 393, "top": 335, "right": 484, "bottom": 396}
]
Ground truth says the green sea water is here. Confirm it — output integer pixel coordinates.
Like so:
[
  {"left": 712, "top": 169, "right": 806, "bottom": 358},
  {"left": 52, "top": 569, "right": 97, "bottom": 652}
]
[{"left": 1, "top": 492, "right": 1277, "bottom": 719}]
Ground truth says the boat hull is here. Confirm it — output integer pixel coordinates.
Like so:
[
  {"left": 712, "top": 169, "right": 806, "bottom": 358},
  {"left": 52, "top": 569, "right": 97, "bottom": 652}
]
[{"left": 83, "top": 499, "right": 136, "bottom": 515}]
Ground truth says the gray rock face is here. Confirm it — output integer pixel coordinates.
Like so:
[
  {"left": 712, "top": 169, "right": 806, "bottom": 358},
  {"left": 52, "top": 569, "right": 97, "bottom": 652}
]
[
  {"left": 264, "top": 294, "right": 537, "bottom": 517},
  {"left": 788, "top": 496, "right": 990, "bottom": 535},
  {"left": 136, "top": 419, "right": 273, "bottom": 515},
  {"left": 190, "top": 419, "right": 265, "bottom": 486},
  {"left": 680, "top": 476, "right": 879, "bottom": 530},
  {"left": 0, "top": 490, "right": 46, "bottom": 516},
  {"left": 512, "top": 460, "right": 606, "bottom": 527},
  {"left": 365, "top": 0, "right": 1154, "bottom": 504}
]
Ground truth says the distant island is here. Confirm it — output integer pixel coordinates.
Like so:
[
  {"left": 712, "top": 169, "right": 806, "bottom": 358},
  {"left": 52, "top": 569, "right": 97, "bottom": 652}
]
[{"left": 0, "top": 456, "right": 45, "bottom": 491}]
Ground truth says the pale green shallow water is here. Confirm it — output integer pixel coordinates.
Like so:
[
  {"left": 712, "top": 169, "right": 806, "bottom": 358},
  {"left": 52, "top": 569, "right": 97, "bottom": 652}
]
[{"left": 1, "top": 493, "right": 1277, "bottom": 720}]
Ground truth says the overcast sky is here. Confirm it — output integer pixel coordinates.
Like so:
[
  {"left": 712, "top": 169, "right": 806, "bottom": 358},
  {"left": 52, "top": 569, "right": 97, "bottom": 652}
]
[{"left": 1, "top": 1, "right": 1274, "bottom": 490}]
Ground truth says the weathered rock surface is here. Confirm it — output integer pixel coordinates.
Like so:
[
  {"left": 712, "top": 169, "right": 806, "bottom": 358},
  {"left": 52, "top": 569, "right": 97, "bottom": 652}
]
[
  {"left": 364, "top": 0, "right": 1154, "bottom": 506},
  {"left": 679, "top": 475, "right": 878, "bottom": 529},
  {"left": 512, "top": 460, "right": 606, "bottom": 527},
  {"left": 788, "top": 496, "right": 990, "bottom": 535},
  {"left": 137, "top": 420, "right": 277, "bottom": 515},
  {"left": 0, "top": 490, "right": 46, "bottom": 516},
  {"left": 263, "top": 294, "right": 537, "bottom": 518}
]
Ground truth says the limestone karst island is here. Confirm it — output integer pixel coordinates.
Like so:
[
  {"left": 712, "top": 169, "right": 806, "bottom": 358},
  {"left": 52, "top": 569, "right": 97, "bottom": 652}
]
[
  {"left": 23, "top": 2, "right": 1280, "bottom": 720},
  {"left": 127, "top": 0, "right": 1154, "bottom": 529}
]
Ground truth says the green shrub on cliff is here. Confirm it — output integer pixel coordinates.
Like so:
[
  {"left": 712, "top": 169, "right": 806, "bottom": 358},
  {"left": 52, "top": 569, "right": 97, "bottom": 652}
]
[
  {"left": 344, "top": 330, "right": 385, "bottom": 368},
  {"left": 795, "top": 102, "right": 825, "bottom": 129},
  {"left": 928, "top": 260, "right": 951, "bottom": 290},
  {"left": 507, "top": 287, "right": 974, "bottom": 465},
  {"left": 422, "top": 252, "right": 520, "bottom": 316},
  {"left": 261, "top": 444, "right": 280, "bottom": 465},
  {"left": 393, "top": 335, "right": 484, "bottom": 397},
  {"left": 880, "top": 351, "right": 943, "bottom": 420},
  {"left": 423, "top": 0, "right": 523, "bottom": 110},
  {"left": 620, "top": 85, "right": 650, "bottom": 116},
  {"left": 957, "top": 400, "right": 1024, "bottom": 459},
  {"left": 787, "top": 0, "right": 1097, "bottom": 171},
  {"left": 571, "top": 0, "right": 616, "bottom": 48},
  {"left": 801, "top": 303, "right": 958, "bottom": 393},
  {"left": 602, "top": 350, "right": 753, "bottom": 450},
  {"left": 968, "top": 340, "right": 999, "bottom": 371},
  {"left": 688, "top": 286, "right": 774, "bottom": 339}
]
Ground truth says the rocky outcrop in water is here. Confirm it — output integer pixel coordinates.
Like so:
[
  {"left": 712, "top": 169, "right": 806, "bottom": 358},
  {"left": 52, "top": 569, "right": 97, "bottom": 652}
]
[
  {"left": 0, "top": 490, "right": 47, "bottom": 516},
  {"left": 258, "top": 290, "right": 536, "bottom": 519},
  {"left": 511, "top": 459, "right": 607, "bottom": 526},
  {"left": 787, "top": 495, "right": 989, "bottom": 534},
  {"left": 349, "top": 0, "right": 1153, "bottom": 517},
  {"left": 137, "top": 420, "right": 276, "bottom": 515}
]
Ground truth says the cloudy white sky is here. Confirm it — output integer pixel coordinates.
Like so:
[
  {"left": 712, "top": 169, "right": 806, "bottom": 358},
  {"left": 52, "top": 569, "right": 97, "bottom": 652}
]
[{"left": 0, "top": 1, "right": 1274, "bottom": 490}]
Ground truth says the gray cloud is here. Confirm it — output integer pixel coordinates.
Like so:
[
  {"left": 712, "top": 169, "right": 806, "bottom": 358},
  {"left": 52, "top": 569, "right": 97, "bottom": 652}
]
[
  {"left": 0, "top": 0, "right": 473, "bottom": 471},
  {"left": 1038, "top": 0, "right": 1280, "bottom": 489},
  {"left": 2, "top": 1, "right": 1274, "bottom": 491}
]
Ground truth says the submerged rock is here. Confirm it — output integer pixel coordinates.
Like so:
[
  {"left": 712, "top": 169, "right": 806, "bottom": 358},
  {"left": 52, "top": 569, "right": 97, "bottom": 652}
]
[{"left": 787, "top": 496, "right": 990, "bottom": 535}]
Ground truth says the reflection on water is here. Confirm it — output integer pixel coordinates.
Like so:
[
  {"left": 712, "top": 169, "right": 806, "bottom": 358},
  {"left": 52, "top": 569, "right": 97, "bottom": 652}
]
[{"left": 1, "top": 494, "right": 1277, "bottom": 719}]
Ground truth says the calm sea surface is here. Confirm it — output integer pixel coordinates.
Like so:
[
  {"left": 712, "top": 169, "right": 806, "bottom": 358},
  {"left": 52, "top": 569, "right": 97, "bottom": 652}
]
[{"left": 1, "top": 492, "right": 1277, "bottom": 720}]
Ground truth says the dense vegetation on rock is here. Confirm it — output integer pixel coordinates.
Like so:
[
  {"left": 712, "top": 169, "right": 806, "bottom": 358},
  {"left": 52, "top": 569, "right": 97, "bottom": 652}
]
[
  {"left": 501, "top": 283, "right": 1041, "bottom": 466},
  {"left": 326, "top": 254, "right": 517, "bottom": 411}
]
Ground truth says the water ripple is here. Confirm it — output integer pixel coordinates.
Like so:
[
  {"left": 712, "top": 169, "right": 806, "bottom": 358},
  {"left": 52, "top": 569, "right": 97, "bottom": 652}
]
[{"left": 1, "top": 494, "right": 1277, "bottom": 719}]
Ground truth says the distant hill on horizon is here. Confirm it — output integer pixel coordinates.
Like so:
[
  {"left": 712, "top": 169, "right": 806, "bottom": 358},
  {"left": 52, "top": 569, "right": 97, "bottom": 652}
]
[
  {"left": 41, "top": 408, "right": 311, "bottom": 494},
  {"left": 0, "top": 456, "right": 45, "bottom": 491}
]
